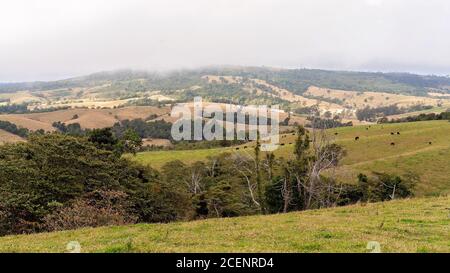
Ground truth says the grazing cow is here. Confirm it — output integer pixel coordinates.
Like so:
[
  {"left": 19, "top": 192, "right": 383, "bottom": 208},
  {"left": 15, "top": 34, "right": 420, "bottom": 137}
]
[
  {"left": 390, "top": 142, "right": 395, "bottom": 146},
  {"left": 397, "top": 132, "right": 400, "bottom": 135},
  {"left": 355, "top": 136, "right": 360, "bottom": 141},
  {"left": 281, "top": 143, "right": 285, "bottom": 146},
  {"left": 429, "top": 142, "right": 432, "bottom": 145},
  {"left": 366, "top": 128, "right": 369, "bottom": 130},
  {"left": 244, "top": 146, "right": 248, "bottom": 149},
  {"left": 334, "top": 132, "right": 338, "bottom": 135},
  {"left": 390, "top": 132, "right": 394, "bottom": 135},
  {"left": 236, "top": 147, "right": 240, "bottom": 150},
  {"left": 289, "top": 143, "right": 292, "bottom": 145}
]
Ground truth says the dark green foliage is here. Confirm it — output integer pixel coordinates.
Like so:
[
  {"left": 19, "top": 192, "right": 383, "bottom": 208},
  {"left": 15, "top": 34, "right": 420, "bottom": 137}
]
[
  {"left": 356, "top": 105, "right": 403, "bottom": 121},
  {"left": 112, "top": 119, "right": 172, "bottom": 140},
  {"left": 0, "top": 120, "right": 29, "bottom": 137},
  {"left": 87, "top": 128, "right": 119, "bottom": 151},
  {"left": 0, "top": 134, "right": 191, "bottom": 235},
  {"left": 306, "top": 117, "right": 353, "bottom": 129},
  {"left": 264, "top": 177, "right": 284, "bottom": 213},
  {"left": 0, "top": 103, "right": 28, "bottom": 114},
  {"left": 355, "top": 172, "right": 416, "bottom": 202},
  {"left": 121, "top": 128, "right": 143, "bottom": 155},
  {"left": 52, "top": 121, "right": 84, "bottom": 136}
]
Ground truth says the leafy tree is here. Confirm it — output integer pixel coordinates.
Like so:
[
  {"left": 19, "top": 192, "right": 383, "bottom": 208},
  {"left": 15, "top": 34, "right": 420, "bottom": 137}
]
[
  {"left": 121, "top": 128, "right": 143, "bottom": 155},
  {"left": 88, "top": 128, "right": 119, "bottom": 152}
]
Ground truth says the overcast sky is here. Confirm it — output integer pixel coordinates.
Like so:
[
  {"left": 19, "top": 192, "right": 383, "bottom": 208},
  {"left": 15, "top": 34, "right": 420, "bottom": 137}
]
[{"left": 1, "top": 0, "right": 449, "bottom": 82}]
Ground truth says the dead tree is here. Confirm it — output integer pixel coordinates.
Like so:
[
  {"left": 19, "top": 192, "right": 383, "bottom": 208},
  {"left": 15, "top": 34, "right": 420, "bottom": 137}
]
[{"left": 304, "top": 123, "right": 346, "bottom": 210}]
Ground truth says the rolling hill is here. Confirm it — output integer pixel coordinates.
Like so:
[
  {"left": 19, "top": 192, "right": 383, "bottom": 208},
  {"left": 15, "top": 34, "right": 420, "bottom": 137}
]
[
  {"left": 131, "top": 120, "right": 450, "bottom": 197},
  {"left": 2, "top": 67, "right": 450, "bottom": 96},
  {"left": 1, "top": 67, "right": 450, "bottom": 128},
  {"left": 0, "top": 196, "right": 448, "bottom": 253},
  {"left": 0, "top": 106, "right": 171, "bottom": 131}
]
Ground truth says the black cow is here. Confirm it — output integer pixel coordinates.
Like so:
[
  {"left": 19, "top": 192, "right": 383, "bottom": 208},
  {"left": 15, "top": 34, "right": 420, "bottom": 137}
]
[
  {"left": 355, "top": 136, "right": 360, "bottom": 141},
  {"left": 429, "top": 142, "right": 432, "bottom": 145},
  {"left": 390, "top": 132, "right": 394, "bottom": 135},
  {"left": 397, "top": 132, "right": 400, "bottom": 135},
  {"left": 236, "top": 147, "right": 240, "bottom": 150},
  {"left": 390, "top": 142, "right": 395, "bottom": 146}
]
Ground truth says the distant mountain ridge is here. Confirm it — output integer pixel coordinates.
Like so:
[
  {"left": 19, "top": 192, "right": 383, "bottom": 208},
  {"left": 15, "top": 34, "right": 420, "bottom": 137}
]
[{"left": 1, "top": 66, "right": 450, "bottom": 96}]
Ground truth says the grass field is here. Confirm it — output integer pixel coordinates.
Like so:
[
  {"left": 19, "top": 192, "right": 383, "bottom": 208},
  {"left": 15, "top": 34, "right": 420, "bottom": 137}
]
[
  {"left": 0, "top": 196, "right": 448, "bottom": 253},
  {"left": 132, "top": 120, "right": 450, "bottom": 196}
]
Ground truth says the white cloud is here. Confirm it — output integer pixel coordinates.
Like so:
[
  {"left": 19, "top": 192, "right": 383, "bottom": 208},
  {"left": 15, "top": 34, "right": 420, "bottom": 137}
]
[{"left": 0, "top": 0, "right": 449, "bottom": 81}]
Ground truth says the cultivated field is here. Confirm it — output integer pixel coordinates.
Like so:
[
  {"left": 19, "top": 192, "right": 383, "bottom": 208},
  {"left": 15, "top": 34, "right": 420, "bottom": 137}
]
[
  {"left": 0, "top": 196, "right": 447, "bottom": 253},
  {"left": 0, "top": 106, "right": 171, "bottom": 131}
]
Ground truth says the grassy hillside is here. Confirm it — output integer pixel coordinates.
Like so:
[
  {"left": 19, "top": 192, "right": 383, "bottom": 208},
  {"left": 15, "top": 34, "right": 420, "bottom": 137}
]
[
  {"left": 0, "top": 196, "right": 448, "bottom": 253},
  {"left": 132, "top": 120, "right": 450, "bottom": 196}
]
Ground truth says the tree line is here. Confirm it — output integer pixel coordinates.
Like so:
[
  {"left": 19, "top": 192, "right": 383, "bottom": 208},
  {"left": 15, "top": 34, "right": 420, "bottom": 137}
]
[
  {"left": 380, "top": 111, "right": 450, "bottom": 123},
  {"left": 0, "top": 120, "right": 29, "bottom": 137}
]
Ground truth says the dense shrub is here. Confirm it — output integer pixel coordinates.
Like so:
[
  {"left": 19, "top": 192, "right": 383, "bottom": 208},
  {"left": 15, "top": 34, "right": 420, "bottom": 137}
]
[
  {"left": 112, "top": 119, "right": 172, "bottom": 140},
  {"left": 43, "top": 190, "right": 138, "bottom": 231},
  {"left": 0, "top": 134, "right": 191, "bottom": 235}
]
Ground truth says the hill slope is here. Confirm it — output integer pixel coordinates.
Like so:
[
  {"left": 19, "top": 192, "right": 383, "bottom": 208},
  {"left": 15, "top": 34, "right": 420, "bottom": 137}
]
[
  {"left": 0, "top": 106, "right": 171, "bottom": 131},
  {"left": 0, "top": 129, "right": 24, "bottom": 144},
  {"left": 0, "top": 196, "right": 448, "bottom": 253},
  {"left": 2, "top": 67, "right": 450, "bottom": 96},
  {"left": 132, "top": 120, "right": 450, "bottom": 196}
]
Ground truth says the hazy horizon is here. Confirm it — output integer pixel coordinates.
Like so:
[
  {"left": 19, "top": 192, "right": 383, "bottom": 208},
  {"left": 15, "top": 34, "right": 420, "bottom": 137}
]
[
  {"left": 2, "top": 65, "right": 450, "bottom": 84},
  {"left": 1, "top": 0, "right": 450, "bottom": 82}
]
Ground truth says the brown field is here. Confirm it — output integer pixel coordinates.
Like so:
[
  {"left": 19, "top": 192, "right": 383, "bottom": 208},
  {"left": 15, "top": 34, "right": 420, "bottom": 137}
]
[
  {"left": 0, "top": 106, "right": 171, "bottom": 131},
  {"left": 142, "top": 138, "right": 172, "bottom": 147},
  {"left": 0, "top": 91, "right": 45, "bottom": 105},
  {"left": 0, "top": 115, "right": 56, "bottom": 131},
  {"left": 305, "top": 86, "right": 449, "bottom": 109},
  {"left": 0, "top": 129, "right": 25, "bottom": 144}
]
